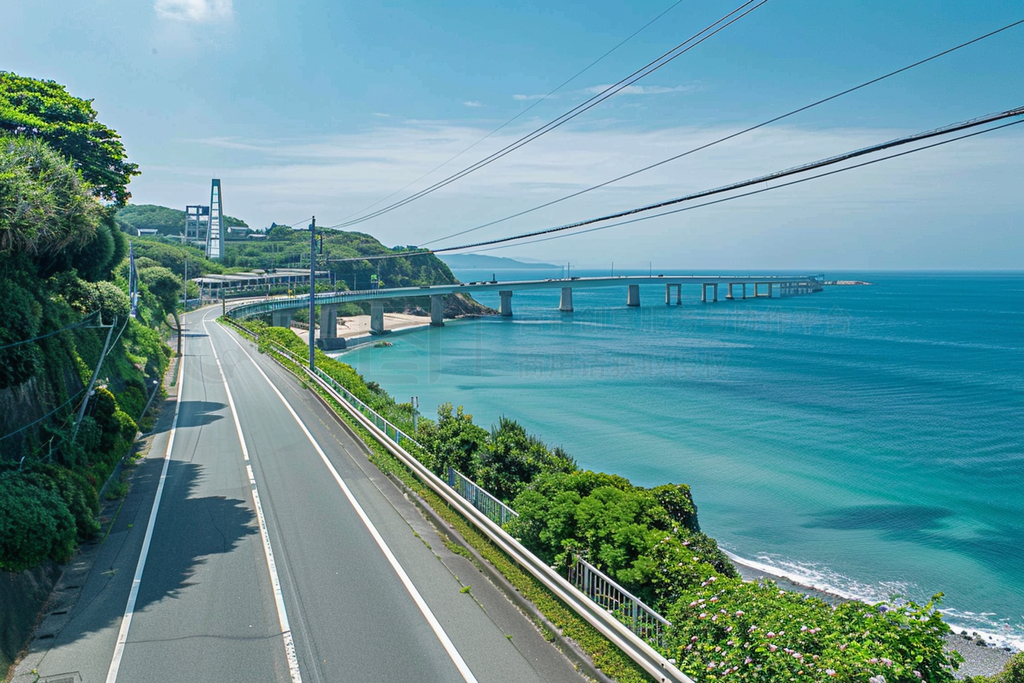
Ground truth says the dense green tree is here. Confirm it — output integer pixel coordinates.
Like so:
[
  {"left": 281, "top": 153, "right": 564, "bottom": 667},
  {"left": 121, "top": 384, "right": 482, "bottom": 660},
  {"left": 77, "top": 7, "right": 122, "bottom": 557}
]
[
  {"left": 139, "top": 265, "right": 182, "bottom": 329},
  {"left": 0, "top": 72, "right": 139, "bottom": 205},
  {"left": 417, "top": 403, "right": 489, "bottom": 477}
]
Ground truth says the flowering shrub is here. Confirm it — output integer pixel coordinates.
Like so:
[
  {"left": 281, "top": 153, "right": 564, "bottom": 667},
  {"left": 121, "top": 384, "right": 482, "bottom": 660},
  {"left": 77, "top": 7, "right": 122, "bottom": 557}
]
[{"left": 665, "top": 580, "right": 961, "bottom": 682}]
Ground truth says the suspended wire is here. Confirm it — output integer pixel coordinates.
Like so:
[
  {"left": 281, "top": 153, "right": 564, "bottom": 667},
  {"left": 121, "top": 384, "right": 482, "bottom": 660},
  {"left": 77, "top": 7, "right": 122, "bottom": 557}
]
[
  {"left": 466, "top": 120, "right": 1023, "bottom": 254},
  {"left": 335, "top": 0, "right": 689, "bottom": 223},
  {"left": 431, "top": 106, "right": 1024, "bottom": 253},
  {"left": 327, "top": 251, "right": 432, "bottom": 263},
  {"left": 326, "top": 0, "right": 768, "bottom": 230},
  {"left": 421, "top": 19, "right": 1024, "bottom": 248},
  {"left": 0, "top": 311, "right": 101, "bottom": 351},
  {"left": 0, "top": 388, "right": 86, "bottom": 442}
]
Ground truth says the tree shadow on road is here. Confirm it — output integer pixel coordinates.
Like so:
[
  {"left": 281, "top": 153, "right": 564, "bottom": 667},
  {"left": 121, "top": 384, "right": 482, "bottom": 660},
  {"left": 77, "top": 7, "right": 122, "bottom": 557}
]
[{"left": 38, "top": 458, "right": 259, "bottom": 664}]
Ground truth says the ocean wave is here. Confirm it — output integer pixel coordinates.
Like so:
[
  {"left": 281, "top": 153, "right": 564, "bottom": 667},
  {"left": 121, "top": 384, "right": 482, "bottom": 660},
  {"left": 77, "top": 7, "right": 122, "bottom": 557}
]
[{"left": 722, "top": 550, "right": 1023, "bottom": 653}]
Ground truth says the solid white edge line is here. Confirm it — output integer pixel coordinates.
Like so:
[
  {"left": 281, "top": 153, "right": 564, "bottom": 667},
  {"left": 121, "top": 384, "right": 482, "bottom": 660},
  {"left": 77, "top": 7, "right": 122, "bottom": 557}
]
[
  {"left": 104, "top": 325, "right": 186, "bottom": 683},
  {"left": 218, "top": 324, "right": 479, "bottom": 683},
  {"left": 203, "top": 317, "right": 302, "bottom": 683}
]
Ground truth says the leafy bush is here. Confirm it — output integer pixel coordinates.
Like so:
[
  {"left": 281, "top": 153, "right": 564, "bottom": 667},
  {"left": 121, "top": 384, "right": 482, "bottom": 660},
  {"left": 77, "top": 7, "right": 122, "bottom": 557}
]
[
  {"left": 0, "top": 277, "right": 40, "bottom": 388},
  {"left": 664, "top": 582, "right": 959, "bottom": 682},
  {"left": 0, "top": 470, "right": 77, "bottom": 571}
]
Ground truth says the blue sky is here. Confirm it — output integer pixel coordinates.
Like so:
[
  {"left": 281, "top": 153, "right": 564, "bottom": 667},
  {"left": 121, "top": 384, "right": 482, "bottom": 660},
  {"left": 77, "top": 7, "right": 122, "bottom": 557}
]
[{"left": 2, "top": 0, "right": 1022, "bottom": 269}]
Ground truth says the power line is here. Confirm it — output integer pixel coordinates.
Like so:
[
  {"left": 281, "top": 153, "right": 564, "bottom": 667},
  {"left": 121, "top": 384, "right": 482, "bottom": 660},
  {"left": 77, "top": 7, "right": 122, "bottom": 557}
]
[
  {"left": 326, "top": 0, "right": 768, "bottom": 230},
  {"left": 422, "top": 18, "right": 1024, "bottom": 248},
  {"left": 327, "top": 251, "right": 432, "bottom": 263},
  {"left": 432, "top": 106, "right": 1024, "bottom": 253},
  {"left": 466, "top": 120, "right": 1023, "bottom": 254},
  {"left": 0, "top": 388, "right": 86, "bottom": 442},
  {"left": 0, "top": 311, "right": 101, "bottom": 351},
  {"left": 335, "top": 0, "right": 689, "bottom": 224}
]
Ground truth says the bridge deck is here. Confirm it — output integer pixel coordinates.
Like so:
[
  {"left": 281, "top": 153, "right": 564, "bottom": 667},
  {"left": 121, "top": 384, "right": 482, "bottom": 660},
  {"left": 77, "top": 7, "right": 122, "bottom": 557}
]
[{"left": 228, "top": 274, "right": 822, "bottom": 318}]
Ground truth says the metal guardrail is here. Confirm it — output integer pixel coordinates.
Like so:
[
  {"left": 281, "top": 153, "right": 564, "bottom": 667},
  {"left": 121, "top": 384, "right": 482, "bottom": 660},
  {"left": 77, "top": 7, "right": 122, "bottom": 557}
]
[
  {"left": 570, "top": 556, "right": 671, "bottom": 648},
  {"left": 221, "top": 317, "right": 694, "bottom": 683},
  {"left": 447, "top": 467, "right": 518, "bottom": 526}
]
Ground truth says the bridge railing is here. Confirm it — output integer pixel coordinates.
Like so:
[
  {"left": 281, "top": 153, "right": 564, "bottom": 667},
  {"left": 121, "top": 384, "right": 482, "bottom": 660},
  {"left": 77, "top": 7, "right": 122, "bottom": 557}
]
[
  {"left": 447, "top": 467, "right": 518, "bottom": 526},
  {"left": 220, "top": 315, "right": 693, "bottom": 683}
]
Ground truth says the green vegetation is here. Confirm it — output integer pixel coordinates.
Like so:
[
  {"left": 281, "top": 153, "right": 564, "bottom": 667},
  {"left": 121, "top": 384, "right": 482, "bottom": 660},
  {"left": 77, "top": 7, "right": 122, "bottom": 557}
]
[
  {"left": 238, "top": 317, "right": 965, "bottom": 683},
  {"left": 965, "top": 653, "right": 1024, "bottom": 683},
  {"left": 1, "top": 71, "right": 139, "bottom": 206},
  {"left": 222, "top": 226, "right": 456, "bottom": 291},
  {"left": 0, "top": 74, "right": 174, "bottom": 573},
  {"left": 115, "top": 204, "right": 247, "bottom": 236}
]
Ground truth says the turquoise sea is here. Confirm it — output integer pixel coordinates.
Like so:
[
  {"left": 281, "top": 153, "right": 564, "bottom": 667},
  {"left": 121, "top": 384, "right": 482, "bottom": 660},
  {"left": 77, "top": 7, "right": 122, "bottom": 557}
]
[{"left": 336, "top": 270, "right": 1024, "bottom": 649}]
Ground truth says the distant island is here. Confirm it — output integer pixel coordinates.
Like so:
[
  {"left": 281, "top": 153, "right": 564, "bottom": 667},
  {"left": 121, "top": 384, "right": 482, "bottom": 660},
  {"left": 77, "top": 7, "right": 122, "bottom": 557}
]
[{"left": 438, "top": 253, "right": 558, "bottom": 269}]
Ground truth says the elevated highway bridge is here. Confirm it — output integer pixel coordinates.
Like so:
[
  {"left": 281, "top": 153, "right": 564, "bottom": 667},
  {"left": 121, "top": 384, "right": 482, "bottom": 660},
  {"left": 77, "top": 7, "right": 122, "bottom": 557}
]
[{"left": 226, "top": 273, "right": 824, "bottom": 349}]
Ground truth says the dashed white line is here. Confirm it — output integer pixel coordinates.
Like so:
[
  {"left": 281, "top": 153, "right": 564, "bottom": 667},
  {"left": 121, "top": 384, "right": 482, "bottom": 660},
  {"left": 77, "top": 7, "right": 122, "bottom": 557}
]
[
  {"left": 217, "top": 322, "right": 479, "bottom": 683},
  {"left": 204, "top": 316, "right": 303, "bottom": 683}
]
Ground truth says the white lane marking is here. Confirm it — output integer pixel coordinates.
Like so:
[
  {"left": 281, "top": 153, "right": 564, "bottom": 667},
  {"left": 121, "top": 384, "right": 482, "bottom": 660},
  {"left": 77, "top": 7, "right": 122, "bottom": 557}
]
[
  {"left": 218, "top": 325, "right": 479, "bottom": 683},
  {"left": 204, "top": 318, "right": 303, "bottom": 683},
  {"left": 105, "top": 329, "right": 186, "bottom": 683}
]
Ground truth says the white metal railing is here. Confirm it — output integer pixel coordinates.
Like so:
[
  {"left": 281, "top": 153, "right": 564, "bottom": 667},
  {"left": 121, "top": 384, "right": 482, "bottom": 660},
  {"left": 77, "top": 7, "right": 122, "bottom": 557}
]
[
  {"left": 221, "top": 317, "right": 693, "bottom": 683},
  {"left": 570, "top": 556, "right": 671, "bottom": 648},
  {"left": 447, "top": 467, "right": 518, "bottom": 526}
]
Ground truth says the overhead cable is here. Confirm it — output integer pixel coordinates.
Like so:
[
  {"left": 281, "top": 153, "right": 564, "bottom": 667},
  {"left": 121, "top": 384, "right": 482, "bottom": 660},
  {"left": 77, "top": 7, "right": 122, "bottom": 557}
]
[
  {"left": 423, "top": 18, "right": 1024, "bottom": 247},
  {"left": 334, "top": 0, "right": 689, "bottom": 223},
  {"left": 0, "top": 311, "right": 101, "bottom": 351},
  {"left": 465, "top": 119, "right": 1022, "bottom": 253},
  {"left": 326, "top": 0, "right": 769, "bottom": 230},
  {"left": 431, "top": 106, "right": 1024, "bottom": 253}
]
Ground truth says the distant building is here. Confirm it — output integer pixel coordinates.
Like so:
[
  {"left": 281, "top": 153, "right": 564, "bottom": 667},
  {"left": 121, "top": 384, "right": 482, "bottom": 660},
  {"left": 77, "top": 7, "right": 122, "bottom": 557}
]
[
  {"left": 137, "top": 228, "right": 159, "bottom": 236},
  {"left": 192, "top": 268, "right": 330, "bottom": 299}
]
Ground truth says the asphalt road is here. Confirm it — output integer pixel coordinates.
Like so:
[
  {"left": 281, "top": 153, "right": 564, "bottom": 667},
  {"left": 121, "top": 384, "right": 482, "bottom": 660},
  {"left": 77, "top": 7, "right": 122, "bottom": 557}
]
[{"left": 15, "top": 306, "right": 585, "bottom": 683}]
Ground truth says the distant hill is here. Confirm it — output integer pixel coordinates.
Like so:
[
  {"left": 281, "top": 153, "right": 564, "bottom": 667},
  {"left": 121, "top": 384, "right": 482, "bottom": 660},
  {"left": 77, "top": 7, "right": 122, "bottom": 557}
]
[
  {"left": 115, "top": 204, "right": 248, "bottom": 236},
  {"left": 438, "top": 254, "right": 557, "bottom": 269}
]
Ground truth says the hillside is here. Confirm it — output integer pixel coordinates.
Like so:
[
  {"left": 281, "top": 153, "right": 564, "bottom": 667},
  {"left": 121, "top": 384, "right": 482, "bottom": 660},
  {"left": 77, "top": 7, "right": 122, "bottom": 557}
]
[
  {"left": 115, "top": 204, "right": 248, "bottom": 236},
  {"left": 438, "top": 253, "right": 558, "bottom": 270},
  {"left": 223, "top": 227, "right": 493, "bottom": 317}
]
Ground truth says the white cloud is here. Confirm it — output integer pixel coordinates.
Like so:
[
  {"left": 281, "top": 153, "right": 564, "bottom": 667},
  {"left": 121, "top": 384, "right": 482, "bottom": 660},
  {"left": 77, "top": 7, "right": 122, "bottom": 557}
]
[
  {"left": 513, "top": 94, "right": 550, "bottom": 101},
  {"left": 373, "top": 112, "right": 392, "bottom": 118},
  {"left": 155, "top": 0, "right": 232, "bottom": 22},
  {"left": 463, "top": 101, "right": 483, "bottom": 108},
  {"left": 144, "top": 119, "right": 1022, "bottom": 268},
  {"left": 585, "top": 84, "right": 699, "bottom": 96}
]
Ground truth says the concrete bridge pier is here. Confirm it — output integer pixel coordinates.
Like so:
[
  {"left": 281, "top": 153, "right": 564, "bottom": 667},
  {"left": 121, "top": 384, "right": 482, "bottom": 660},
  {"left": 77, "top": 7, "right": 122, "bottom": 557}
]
[
  {"left": 370, "top": 300, "right": 386, "bottom": 334},
  {"left": 754, "top": 282, "right": 774, "bottom": 298},
  {"left": 559, "top": 287, "right": 574, "bottom": 312},
  {"left": 272, "top": 309, "right": 291, "bottom": 327},
  {"left": 627, "top": 284, "right": 640, "bottom": 307},
  {"left": 430, "top": 295, "right": 445, "bottom": 327},
  {"left": 701, "top": 283, "right": 718, "bottom": 303},
  {"left": 499, "top": 290, "right": 513, "bottom": 317},
  {"left": 665, "top": 283, "right": 681, "bottom": 305},
  {"left": 320, "top": 305, "right": 338, "bottom": 339},
  {"left": 317, "top": 304, "right": 347, "bottom": 350}
]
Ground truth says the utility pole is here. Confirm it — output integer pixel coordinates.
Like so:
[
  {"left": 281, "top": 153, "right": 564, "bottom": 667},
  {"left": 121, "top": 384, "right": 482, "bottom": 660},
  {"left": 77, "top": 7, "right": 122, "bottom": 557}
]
[
  {"left": 182, "top": 257, "right": 188, "bottom": 314},
  {"left": 72, "top": 317, "right": 116, "bottom": 446},
  {"left": 411, "top": 396, "right": 419, "bottom": 435},
  {"left": 309, "top": 216, "right": 316, "bottom": 371}
]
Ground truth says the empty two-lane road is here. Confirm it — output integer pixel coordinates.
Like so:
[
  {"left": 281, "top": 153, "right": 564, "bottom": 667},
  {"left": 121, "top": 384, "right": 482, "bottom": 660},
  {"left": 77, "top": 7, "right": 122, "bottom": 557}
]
[{"left": 20, "top": 305, "right": 585, "bottom": 683}]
